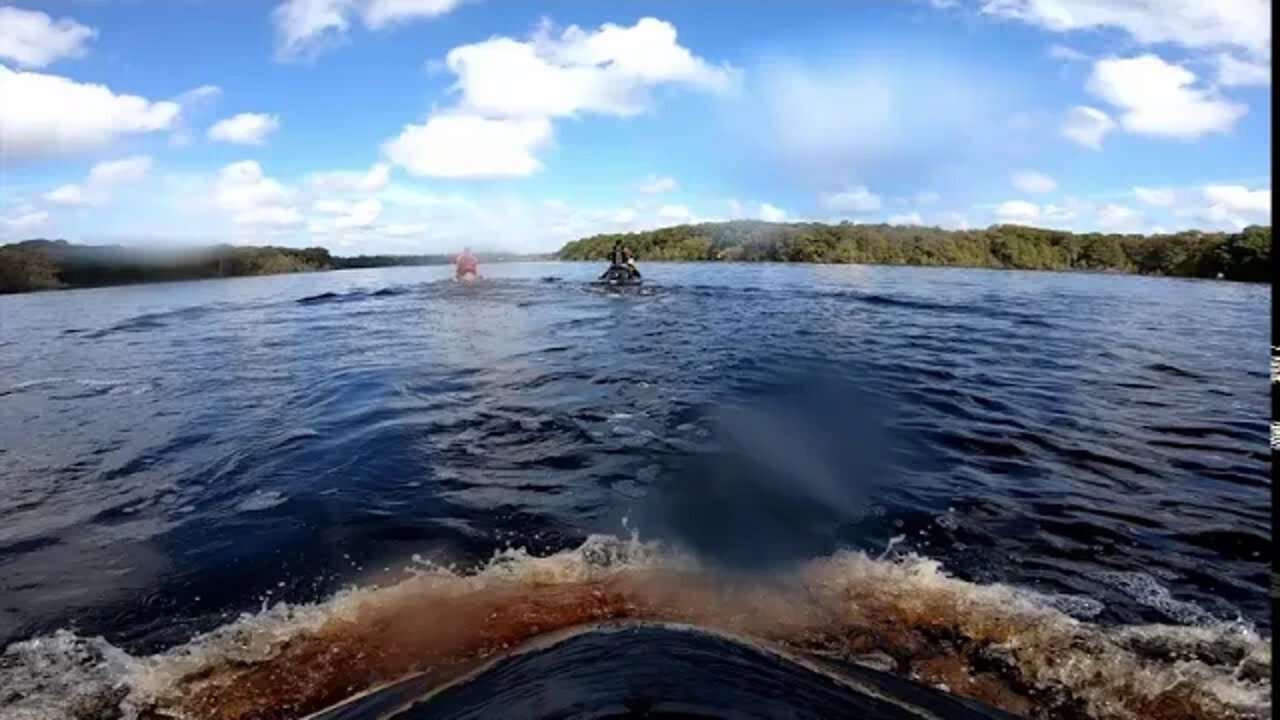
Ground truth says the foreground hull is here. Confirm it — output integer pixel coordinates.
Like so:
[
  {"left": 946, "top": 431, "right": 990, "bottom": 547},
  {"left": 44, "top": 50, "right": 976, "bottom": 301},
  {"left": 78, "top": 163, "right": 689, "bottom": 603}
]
[{"left": 308, "top": 623, "right": 1015, "bottom": 720}]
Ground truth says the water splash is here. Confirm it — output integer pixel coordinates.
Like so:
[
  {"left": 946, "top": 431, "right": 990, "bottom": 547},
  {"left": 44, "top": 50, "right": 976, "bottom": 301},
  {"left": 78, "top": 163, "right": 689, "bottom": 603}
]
[{"left": 0, "top": 535, "right": 1268, "bottom": 720}]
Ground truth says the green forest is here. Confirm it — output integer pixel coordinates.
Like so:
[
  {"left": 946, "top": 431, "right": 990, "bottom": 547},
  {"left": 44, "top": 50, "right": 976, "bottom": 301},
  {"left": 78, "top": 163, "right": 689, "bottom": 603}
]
[
  {"left": 0, "top": 240, "right": 337, "bottom": 294},
  {"left": 559, "top": 221, "right": 1272, "bottom": 282},
  {"left": 0, "top": 241, "right": 551, "bottom": 294}
]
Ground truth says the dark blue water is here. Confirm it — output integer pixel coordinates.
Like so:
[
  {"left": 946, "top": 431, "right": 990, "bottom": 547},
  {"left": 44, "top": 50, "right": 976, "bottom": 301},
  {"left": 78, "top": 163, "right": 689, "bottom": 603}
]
[{"left": 0, "top": 262, "right": 1270, "bottom": 719}]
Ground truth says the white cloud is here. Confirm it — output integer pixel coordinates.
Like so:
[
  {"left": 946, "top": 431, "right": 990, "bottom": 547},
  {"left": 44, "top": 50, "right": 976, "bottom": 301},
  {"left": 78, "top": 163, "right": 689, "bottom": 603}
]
[
  {"left": 1011, "top": 170, "right": 1057, "bottom": 194},
  {"left": 382, "top": 19, "right": 732, "bottom": 180},
  {"left": 44, "top": 184, "right": 91, "bottom": 206},
  {"left": 638, "top": 174, "right": 678, "bottom": 194},
  {"left": 382, "top": 114, "right": 553, "bottom": 178},
  {"left": 445, "top": 18, "right": 738, "bottom": 119},
  {"left": 819, "top": 186, "right": 881, "bottom": 213},
  {"left": 40, "top": 155, "right": 153, "bottom": 207},
  {"left": 1043, "top": 202, "right": 1079, "bottom": 225},
  {"left": 1060, "top": 105, "right": 1115, "bottom": 148},
  {"left": 273, "top": 0, "right": 467, "bottom": 59},
  {"left": 272, "top": 0, "right": 355, "bottom": 60},
  {"left": 657, "top": 204, "right": 692, "bottom": 221},
  {"left": 208, "top": 113, "right": 281, "bottom": 145},
  {"left": 758, "top": 203, "right": 787, "bottom": 222},
  {"left": 995, "top": 199, "right": 1040, "bottom": 223},
  {"left": 980, "top": 0, "right": 1271, "bottom": 60},
  {"left": 88, "top": 155, "right": 153, "bottom": 185},
  {"left": 1201, "top": 184, "right": 1271, "bottom": 229},
  {"left": 361, "top": 0, "right": 465, "bottom": 29},
  {"left": 176, "top": 84, "right": 223, "bottom": 107},
  {"left": 311, "top": 197, "right": 382, "bottom": 231},
  {"left": 306, "top": 163, "right": 391, "bottom": 194},
  {"left": 915, "top": 191, "right": 941, "bottom": 205},
  {"left": 1048, "top": 43, "right": 1088, "bottom": 62},
  {"left": 888, "top": 211, "right": 925, "bottom": 226},
  {"left": 1204, "top": 185, "right": 1270, "bottom": 213},
  {"left": 1096, "top": 203, "right": 1144, "bottom": 231},
  {"left": 213, "top": 160, "right": 302, "bottom": 227},
  {"left": 356, "top": 188, "right": 716, "bottom": 253},
  {"left": 1215, "top": 53, "right": 1270, "bottom": 87},
  {"left": 0, "top": 207, "right": 51, "bottom": 236},
  {"left": 1133, "top": 186, "right": 1176, "bottom": 207},
  {"left": 1086, "top": 54, "right": 1245, "bottom": 139},
  {"left": 0, "top": 6, "right": 97, "bottom": 68},
  {"left": 0, "top": 66, "right": 180, "bottom": 163}
]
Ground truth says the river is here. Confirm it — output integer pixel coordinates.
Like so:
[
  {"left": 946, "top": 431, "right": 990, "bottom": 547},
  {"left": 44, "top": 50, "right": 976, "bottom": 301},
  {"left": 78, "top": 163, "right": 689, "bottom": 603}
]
[{"left": 0, "top": 262, "right": 1270, "bottom": 719}]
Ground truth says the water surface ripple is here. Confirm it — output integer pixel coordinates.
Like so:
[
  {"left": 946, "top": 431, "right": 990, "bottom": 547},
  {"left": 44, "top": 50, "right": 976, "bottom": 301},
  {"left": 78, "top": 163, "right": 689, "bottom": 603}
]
[{"left": 0, "top": 262, "right": 1269, "bottom": 719}]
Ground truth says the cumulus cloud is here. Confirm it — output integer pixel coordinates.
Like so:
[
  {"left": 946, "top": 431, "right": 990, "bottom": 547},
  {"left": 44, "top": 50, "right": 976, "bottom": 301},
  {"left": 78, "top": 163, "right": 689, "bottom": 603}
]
[
  {"left": 0, "top": 206, "right": 50, "bottom": 236},
  {"left": 1204, "top": 184, "right": 1270, "bottom": 214},
  {"left": 1060, "top": 105, "right": 1115, "bottom": 148},
  {"left": 41, "top": 155, "right": 153, "bottom": 207},
  {"left": 383, "top": 18, "right": 735, "bottom": 179},
  {"left": 306, "top": 163, "right": 391, "bottom": 194},
  {"left": 273, "top": 0, "right": 466, "bottom": 59},
  {"left": 1184, "top": 185, "right": 1272, "bottom": 229},
  {"left": 1086, "top": 54, "right": 1246, "bottom": 139},
  {"left": 212, "top": 160, "right": 302, "bottom": 227},
  {"left": 819, "top": 186, "right": 881, "bottom": 213},
  {"left": 1133, "top": 186, "right": 1176, "bottom": 207},
  {"left": 638, "top": 174, "right": 678, "bottom": 194},
  {"left": 0, "top": 6, "right": 97, "bottom": 68},
  {"left": 994, "top": 199, "right": 1040, "bottom": 223},
  {"left": 1096, "top": 203, "right": 1145, "bottom": 231},
  {"left": 758, "top": 203, "right": 787, "bottom": 222},
  {"left": 1011, "top": 170, "right": 1056, "bottom": 194},
  {"left": 980, "top": 0, "right": 1271, "bottom": 60},
  {"left": 888, "top": 211, "right": 924, "bottom": 226},
  {"left": 443, "top": 17, "right": 738, "bottom": 119},
  {"left": 208, "top": 113, "right": 281, "bottom": 145},
  {"left": 362, "top": 187, "right": 718, "bottom": 253},
  {"left": 362, "top": 0, "right": 466, "bottom": 29},
  {"left": 89, "top": 156, "right": 153, "bottom": 185},
  {"left": 272, "top": 0, "right": 355, "bottom": 60},
  {"left": 0, "top": 66, "right": 180, "bottom": 163},
  {"left": 44, "top": 184, "right": 91, "bottom": 207},
  {"left": 1215, "top": 53, "right": 1270, "bottom": 87},
  {"left": 383, "top": 114, "right": 553, "bottom": 178}
]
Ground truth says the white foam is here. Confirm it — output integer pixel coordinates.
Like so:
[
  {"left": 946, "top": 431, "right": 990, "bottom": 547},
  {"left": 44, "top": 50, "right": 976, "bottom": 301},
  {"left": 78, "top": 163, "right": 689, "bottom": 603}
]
[
  {"left": 235, "top": 490, "right": 288, "bottom": 513},
  {"left": 0, "top": 537, "right": 1269, "bottom": 720}
]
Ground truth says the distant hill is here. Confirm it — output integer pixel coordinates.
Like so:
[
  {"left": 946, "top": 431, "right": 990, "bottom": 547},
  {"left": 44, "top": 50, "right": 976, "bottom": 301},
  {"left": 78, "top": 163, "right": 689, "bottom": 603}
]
[
  {"left": 557, "top": 221, "right": 1271, "bottom": 282},
  {"left": 0, "top": 241, "right": 549, "bottom": 294}
]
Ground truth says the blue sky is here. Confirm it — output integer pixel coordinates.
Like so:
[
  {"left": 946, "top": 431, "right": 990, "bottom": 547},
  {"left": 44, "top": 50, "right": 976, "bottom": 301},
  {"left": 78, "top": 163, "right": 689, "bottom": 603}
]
[{"left": 0, "top": 0, "right": 1271, "bottom": 253}]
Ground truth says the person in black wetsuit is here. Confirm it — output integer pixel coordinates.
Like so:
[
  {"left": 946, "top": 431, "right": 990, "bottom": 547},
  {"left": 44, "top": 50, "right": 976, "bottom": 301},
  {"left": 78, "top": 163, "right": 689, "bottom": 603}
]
[{"left": 602, "top": 240, "right": 640, "bottom": 280}]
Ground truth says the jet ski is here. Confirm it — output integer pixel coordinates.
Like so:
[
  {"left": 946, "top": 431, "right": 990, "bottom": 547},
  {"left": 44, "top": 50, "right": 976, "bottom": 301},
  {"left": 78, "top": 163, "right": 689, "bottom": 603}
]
[
  {"left": 305, "top": 623, "right": 1017, "bottom": 720},
  {"left": 594, "top": 264, "right": 642, "bottom": 286}
]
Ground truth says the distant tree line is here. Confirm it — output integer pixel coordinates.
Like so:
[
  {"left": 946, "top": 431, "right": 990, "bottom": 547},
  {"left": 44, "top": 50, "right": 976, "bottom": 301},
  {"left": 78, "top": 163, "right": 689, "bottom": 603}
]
[
  {"left": 0, "top": 240, "right": 335, "bottom": 294},
  {"left": 559, "top": 221, "right": 1271, "bottom": 282},
  {"left": 0, "top": 240, "right": 555, "bottom": 294}
]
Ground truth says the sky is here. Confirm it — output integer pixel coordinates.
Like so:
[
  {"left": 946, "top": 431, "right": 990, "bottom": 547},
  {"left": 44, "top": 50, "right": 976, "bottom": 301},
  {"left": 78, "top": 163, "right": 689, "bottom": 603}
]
[{"left": 0, "top": 0, "right": 1272, "bottom": 254}]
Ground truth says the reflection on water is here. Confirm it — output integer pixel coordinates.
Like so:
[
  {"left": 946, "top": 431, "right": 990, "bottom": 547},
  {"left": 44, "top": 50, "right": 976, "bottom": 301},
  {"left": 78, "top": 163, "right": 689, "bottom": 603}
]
[{"left": 0, "top": 262, "right": 1270, "bottom": 719}]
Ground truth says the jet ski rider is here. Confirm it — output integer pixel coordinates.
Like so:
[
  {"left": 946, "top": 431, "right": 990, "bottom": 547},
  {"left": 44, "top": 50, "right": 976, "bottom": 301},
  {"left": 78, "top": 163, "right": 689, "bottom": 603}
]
[{"left": 602, "top": 240, "right": 640, "bottom": 280}]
